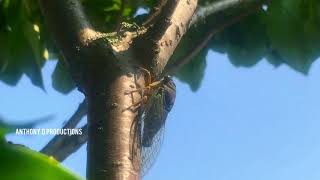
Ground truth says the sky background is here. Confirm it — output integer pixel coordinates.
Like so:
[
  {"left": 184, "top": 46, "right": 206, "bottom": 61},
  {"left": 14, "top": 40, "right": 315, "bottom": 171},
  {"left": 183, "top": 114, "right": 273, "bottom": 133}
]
[{"left": 2, "top": 50, "right": 320, "bottom": 180}]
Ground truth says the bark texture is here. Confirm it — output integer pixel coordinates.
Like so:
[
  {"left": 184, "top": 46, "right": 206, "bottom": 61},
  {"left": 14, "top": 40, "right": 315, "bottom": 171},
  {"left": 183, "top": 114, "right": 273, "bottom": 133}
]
[
  {"left": 39, "top": 0, "right": 198, "bottom": 180},
  {"left": 86, "top": 70, "right": 144, "bottom": 180},
  {"left": 133, "top": 0, "right": 198, "bottom": 77}
]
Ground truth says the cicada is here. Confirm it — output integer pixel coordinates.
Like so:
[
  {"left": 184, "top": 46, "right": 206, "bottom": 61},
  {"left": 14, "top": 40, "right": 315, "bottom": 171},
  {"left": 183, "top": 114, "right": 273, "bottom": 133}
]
[{"left": 128, "top": 70, "right": 176, "bottom": 176}]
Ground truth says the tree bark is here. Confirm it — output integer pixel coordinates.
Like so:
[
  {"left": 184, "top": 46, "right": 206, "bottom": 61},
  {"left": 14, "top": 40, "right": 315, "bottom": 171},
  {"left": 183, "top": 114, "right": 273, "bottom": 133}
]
[
  {"left": 86, "top": 69, "right": 144, "bottom": 180},
  {"left": 39, "top": 0, "right": 198, "bottom": 180}
]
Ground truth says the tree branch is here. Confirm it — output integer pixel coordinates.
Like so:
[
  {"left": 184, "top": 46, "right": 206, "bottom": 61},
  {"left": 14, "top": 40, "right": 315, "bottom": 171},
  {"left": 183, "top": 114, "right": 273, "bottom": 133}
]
[
  {"left": 40, "top": 99, "right": 87, "bottom": 157},
  {"left": 49, "top": 124, "right": 88, "bottom": 162},
  {"left": 39, "top": 0, "right": 112, "bottom": 92},
  {"left": 190, "top": 0, "right": 266, "bottom": 27},
  {"left": 144, "top": 0, "right": 179, "bottom": 42},
  {"left": 133, "top": 0, "right": 198, "bottom": 77},
  {"left": 38, "top": 0, "right": 98, "bottom": 59}
]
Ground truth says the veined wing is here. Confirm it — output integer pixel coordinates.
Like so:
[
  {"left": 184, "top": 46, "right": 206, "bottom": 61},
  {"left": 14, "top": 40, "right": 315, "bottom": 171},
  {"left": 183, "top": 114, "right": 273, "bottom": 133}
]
[
  {"left": 129, "top": 85, "right": 165, "bottom": 176},
  {"left": 130, "top": 76, "right": 176, "bottom": 176},
  {"left": 141, "top": 88, "right": 166, "bottom": 176},
  {"left": 141, "top": 76, "right": 176, "bottom": 176}
]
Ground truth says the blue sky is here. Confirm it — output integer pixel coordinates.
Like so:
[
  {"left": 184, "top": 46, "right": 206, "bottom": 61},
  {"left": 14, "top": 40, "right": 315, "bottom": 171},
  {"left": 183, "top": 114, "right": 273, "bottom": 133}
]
[{"left": 1, "top": 51, "right": 320, "bottom": 180}]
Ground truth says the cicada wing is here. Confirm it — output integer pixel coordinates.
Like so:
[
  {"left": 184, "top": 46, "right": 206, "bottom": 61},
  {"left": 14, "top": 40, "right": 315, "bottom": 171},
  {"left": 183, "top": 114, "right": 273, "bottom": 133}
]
[
  {"left": 141, "top": 123, "right": 165, "bottom": 176},
  {"left": 129, "top": 106, "right": 143, "bottom": 171},
  {"left": 129, "top": 90, "right": 165, "bottom": 175},
  {"left": 130, "top": 77, "right": 176, "bottom": 176},
  {"left": 141, "top": 91, "right": 166, "bottom": 176}
]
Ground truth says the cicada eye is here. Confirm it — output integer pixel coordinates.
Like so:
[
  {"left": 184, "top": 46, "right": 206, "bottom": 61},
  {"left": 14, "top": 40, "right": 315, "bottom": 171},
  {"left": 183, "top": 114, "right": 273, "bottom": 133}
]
[
  {"left": 163, "top": 76, "right": 175, "bottom": 89},
  {"left": 162, "top": 76, "right": 171, "bottom": 84}
]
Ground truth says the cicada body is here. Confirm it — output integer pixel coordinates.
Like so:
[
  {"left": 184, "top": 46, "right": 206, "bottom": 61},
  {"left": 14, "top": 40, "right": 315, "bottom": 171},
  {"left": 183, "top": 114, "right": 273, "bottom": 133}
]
[
  {"left": 141, "top": 76, "right": 176, "bottom": 147},
  {"left": 131, "top": 75, "right": 176, "bottom": 175},
  {"left": 140, "top": 76, "right": 176, "bottom": 175}
]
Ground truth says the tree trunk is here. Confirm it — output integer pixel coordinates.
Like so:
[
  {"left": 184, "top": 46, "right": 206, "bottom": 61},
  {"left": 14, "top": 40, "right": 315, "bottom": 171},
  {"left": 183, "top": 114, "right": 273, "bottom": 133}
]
[
  {"left": 39, "top": 0, "right": 198, "bottom": 180},
  {"left": 86, "top": 70, "right": 144, "bottom": 180}
]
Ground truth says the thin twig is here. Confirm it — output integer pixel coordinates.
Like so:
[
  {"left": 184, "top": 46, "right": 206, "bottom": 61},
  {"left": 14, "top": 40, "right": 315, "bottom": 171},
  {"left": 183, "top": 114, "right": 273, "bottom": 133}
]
[
  {"left": 164, "top": 3, "right": 264, "bottom": 75},
  {"left": 51, "top": 124, "right": 88, "bottom": 162},
  {"left": 40, "top": 99, "right": 87, "bottom": 157},
  {"left": 142, "top": 0, "right": 167, "bottom": 27},
  {"left": 190, "top": 0, "right": 265, "bottom": 27}
]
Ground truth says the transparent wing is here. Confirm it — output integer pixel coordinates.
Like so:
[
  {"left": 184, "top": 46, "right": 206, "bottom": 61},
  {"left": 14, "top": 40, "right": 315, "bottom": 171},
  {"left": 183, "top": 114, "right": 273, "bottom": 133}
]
[
  {"left": 141, "top": 90, "right": 166, "bottom": 176},
  {"left": 129, "top": 88, "right": 166, "bottom": 176}
]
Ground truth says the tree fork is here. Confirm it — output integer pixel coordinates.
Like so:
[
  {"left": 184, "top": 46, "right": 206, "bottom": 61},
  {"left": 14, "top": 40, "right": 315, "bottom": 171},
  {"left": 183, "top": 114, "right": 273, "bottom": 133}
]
[{"left": 39, "top": 0, "right": 198, "bottom": 180}]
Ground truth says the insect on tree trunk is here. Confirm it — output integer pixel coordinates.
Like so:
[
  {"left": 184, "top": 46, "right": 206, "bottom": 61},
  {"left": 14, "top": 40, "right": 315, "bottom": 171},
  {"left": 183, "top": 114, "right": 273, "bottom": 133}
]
[{"left": 38, "top": 0, "right": 198, "bottom": 179}]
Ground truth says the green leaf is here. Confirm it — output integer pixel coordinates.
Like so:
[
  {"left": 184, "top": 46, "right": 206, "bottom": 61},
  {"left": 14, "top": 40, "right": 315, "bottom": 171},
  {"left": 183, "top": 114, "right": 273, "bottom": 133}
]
[
  {"left": 0, "top": 113, "right": 80, "bottom": 180},
  {"left": 168, "top": 15, "right": 211, "bottom": 91},
  {"left": 0, "top": 30, "right": 23, "bottom": 85},
  {"left": 0, "top": 142, "right": 82, "bottom": 180},
  {"left": 265, "top": 0, "right": 320, "bottom": 74},
  {"left": 52, "top": 59, "right": 76, "bottom": 94},
  {"left": 223, "top": 12, "right": 267, "bottom": 67},
  {"left": 0, "top": 0, "right": 45, "bottom": 89},
  {"left": 174, "top": 49, "right": 207, "bottom": 91},
  {"left": 171, "top": 0, "right": 320, "bottom": 90}
]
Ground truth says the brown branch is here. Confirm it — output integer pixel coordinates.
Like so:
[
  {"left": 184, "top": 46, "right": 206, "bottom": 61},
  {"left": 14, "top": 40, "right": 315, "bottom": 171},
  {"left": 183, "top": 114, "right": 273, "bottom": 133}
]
[
  {"left": 38, "top": 0, "right": 98, "bottom": 60},
  {"left": 61, "top": 99, "right": 87, "bottom": 129},
  {"left": 190, "top": 0, "right": 266, "bottom": 27},
  {"left": 133, "top": 0, "right": 198, "bottom": 76},
  {"left": 39, "top": 0, "right": 112, "bottom": 92},
  {"left": 50, "top": 124, "right": 88, "bottom": 162},
  {"left": 40, "top": 99, "right": 87, "bottom": 157},
  {"left": 145, "top": 0, "right": 179, "bottom": 41}
]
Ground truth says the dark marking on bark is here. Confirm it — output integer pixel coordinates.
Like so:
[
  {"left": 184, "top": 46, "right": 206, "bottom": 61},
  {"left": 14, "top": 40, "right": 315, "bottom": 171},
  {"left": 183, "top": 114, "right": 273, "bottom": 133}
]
[
  {"left": 176, "top": 26, "right": 181, "bottom": 40},
  {"left": 154, "top": 46, "right": 160, "bottom": 53},
  {"left": 110, "top": 102, "right": 118, "bottom": 109},
  {"left": 165, "top": 41, "right": 169, "bottom": 47}
]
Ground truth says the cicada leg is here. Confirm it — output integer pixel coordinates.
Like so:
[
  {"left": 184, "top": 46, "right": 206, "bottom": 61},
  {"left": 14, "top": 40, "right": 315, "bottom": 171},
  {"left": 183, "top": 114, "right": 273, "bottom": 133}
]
[
  {"left": 125, "top": 95, "right": 148, "bottom": 111},
  {"left": 125, "top": 67, "right": 163, "bottom": 110},
  {"left": 125, "top": 80, "right": 163, "bottom": 111}
]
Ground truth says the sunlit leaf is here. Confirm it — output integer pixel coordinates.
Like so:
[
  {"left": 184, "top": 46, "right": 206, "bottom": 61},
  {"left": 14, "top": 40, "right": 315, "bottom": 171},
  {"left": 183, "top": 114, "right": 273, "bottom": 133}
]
[{"left": 0, "top": 141, "right": 82, "bottom": 180}]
